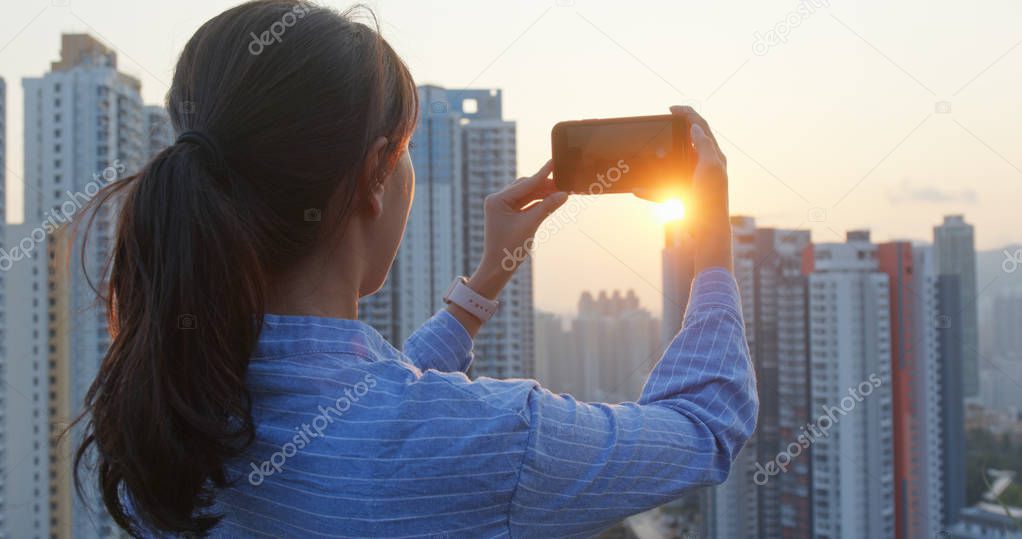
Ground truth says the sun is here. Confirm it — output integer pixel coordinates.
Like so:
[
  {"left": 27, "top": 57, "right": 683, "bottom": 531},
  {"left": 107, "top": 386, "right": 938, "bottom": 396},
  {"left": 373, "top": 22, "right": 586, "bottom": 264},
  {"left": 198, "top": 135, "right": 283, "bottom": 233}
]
[{"left": 653, "top": 199, "right": 686, "bottom": 222}]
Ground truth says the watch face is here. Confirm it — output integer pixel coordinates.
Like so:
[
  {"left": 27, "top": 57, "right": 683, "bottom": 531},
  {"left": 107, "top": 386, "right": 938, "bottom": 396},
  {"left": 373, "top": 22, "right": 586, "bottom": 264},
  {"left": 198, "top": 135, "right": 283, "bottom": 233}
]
[{"left": 443, "top": 277, "right": 463, "bottom": 302}]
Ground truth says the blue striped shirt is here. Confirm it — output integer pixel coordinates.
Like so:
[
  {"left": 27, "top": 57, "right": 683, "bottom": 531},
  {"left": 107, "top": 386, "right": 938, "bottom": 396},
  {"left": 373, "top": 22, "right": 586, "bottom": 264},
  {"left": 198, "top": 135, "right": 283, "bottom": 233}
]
[{"left": 212, "top": 268, "right": 757, "bottom": 538}]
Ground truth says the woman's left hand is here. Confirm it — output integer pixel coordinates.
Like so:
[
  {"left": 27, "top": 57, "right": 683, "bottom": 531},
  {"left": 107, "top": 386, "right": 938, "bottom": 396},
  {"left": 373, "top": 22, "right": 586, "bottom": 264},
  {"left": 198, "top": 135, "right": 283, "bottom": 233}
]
[{"left": 467, "top": 160, "right": 568, "bottom": 300}]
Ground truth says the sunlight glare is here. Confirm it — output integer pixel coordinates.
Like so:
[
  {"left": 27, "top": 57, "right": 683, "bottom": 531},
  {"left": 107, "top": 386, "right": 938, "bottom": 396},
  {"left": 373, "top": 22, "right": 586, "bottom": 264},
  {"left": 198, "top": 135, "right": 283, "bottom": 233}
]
[{"left": 654, "top": 199, "right": 686, "bottom": 222}]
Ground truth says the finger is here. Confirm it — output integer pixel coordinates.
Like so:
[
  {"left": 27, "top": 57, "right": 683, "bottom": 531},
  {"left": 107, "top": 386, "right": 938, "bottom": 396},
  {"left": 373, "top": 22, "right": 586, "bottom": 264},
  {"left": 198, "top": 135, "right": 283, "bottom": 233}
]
[
  {"left": 670, "top": 106, "right": 711, "bottom": 140},
  {"left": 691, "top": 124, "right": 722, "bottom": 170},
  {"left": 681, "top": 109, "right": 719, "bottom": 153},
  {"left": 499, "top": 160, "right": 554, "bottom": 202},
  {"left": 510, "top": 183, "right": 559, "bottom": 210},
  {"left": 671, "top": 106, "right": 723, "bottom": 161},
  {"left": 632, "top": 188, "right": 663, "bottom": 202},
  {"left": 669, "top": 104, "right": 694, "bottom": 116},
  {"left": 689, "top": 123, "right": 729, "bottom": 223},
  {"left": 524, "top": 191, "right": 569, "bottom": 223},
  {"left": 632, "top": 188, "right": 655, "bottom": 202}
]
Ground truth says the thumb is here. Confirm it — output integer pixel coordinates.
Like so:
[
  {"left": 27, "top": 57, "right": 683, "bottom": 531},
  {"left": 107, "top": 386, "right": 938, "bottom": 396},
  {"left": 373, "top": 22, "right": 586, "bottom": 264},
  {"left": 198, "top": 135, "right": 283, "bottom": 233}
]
[
  {"left": 690, "top": 123, "right": 718, "bottom": 165},
  {"left": 525, "top": 191, "right": 569, "bottom": 224}
]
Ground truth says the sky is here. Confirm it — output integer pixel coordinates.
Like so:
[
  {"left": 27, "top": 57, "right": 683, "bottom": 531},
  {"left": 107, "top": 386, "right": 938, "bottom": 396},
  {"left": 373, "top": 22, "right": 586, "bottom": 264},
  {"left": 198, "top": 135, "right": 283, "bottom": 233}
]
[{"left": 2, "top": 0, "right": 1020, "bottom": 317}]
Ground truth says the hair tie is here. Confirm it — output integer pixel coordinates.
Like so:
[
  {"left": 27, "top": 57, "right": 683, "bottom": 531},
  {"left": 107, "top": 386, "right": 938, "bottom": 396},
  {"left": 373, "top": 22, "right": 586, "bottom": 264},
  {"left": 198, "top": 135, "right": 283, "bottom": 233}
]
[{"left": 176, "top": 130, "right": 228, "bottom": 172}]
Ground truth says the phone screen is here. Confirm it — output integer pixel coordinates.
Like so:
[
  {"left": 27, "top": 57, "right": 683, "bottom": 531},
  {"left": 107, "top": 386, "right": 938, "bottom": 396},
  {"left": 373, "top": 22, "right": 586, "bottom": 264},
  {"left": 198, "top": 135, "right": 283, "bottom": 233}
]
[{"left": 552, "top": 115, "right": 690, "bottom": 196}]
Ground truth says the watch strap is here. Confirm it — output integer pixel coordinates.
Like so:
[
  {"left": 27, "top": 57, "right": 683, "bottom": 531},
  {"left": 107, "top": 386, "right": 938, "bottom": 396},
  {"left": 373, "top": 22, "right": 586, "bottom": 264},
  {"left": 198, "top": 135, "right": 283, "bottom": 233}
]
[{"left": 443, "top": 277, "right": 499, "bottom": 322}]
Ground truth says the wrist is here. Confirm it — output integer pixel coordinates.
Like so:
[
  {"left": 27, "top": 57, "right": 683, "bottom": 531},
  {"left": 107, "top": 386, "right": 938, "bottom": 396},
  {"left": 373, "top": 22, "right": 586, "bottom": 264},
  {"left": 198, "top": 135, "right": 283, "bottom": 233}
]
[
  {"left": 467, "top": 258, "right": 511, "bottom": 300},
  {"left": 694, "top": 221, "right": 733, "bottom": 273},
  {"left": 695, "top": 253, "right": 733, "bottom": 274}
]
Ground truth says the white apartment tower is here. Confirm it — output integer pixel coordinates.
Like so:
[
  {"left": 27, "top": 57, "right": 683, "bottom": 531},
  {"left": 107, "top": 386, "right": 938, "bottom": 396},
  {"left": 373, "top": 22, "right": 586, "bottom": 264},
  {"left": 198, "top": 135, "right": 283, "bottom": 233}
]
[
  {"left": 911, "top": 245, "right": 948, "bottom": 536},
  {"left": 807, "top": 231, "right": 895, "bottom": 539},
  {"left": 6, "top": 33, "right": 167, "bottom": 539},
  {"left": 360, "top": 86, "right": 534, "bottom": 378}
]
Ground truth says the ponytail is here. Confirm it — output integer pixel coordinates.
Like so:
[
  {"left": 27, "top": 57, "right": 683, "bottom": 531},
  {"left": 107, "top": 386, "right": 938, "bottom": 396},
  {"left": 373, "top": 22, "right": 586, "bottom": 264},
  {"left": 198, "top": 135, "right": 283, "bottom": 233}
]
[{"left": 74, "top": 144, "right": 264, "bottom": 534}]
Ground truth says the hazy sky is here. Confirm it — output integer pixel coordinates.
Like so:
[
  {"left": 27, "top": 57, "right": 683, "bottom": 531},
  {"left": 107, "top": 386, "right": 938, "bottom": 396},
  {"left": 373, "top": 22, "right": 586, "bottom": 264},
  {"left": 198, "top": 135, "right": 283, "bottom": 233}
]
[{"left": 2, "top": 0, "right": 1020, "bottom": 317}]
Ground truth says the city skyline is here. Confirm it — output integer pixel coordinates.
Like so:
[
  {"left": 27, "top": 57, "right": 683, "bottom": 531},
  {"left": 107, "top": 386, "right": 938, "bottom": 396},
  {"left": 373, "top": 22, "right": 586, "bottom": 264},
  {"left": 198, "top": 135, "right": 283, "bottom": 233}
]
[
  {"left": 535, "top": 213, "right": 998, "bottom": 537},
  {"left": 2, "top": 0, "right": 1021, "bottom": 318},
  {"left": 0, "top": 3, "right": 1020, "bottom": 538}
]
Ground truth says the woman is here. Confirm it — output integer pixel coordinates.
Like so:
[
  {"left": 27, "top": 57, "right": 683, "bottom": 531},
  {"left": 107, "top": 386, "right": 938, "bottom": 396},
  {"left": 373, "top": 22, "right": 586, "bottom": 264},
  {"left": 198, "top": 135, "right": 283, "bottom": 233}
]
[{"left": 74, "top": 1, "right": 757, "bottom": 537}]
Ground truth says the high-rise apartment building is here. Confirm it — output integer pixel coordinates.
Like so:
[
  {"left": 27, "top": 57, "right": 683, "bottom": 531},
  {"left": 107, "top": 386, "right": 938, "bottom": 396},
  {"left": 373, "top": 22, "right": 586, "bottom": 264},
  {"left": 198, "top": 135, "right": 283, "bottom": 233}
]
[
  {"left": 760, "top": 227, "right": 813, "bottom": 539},
  {"left": 877, "top": 242, "right": 915, "bottom": 539},
  {"left": 936, "top": 272, "right": 966, "bottom": 529},
  {"left": 931, "top": 217, "right": 973, "bottom": 528},
  {"left": 934, "top": 215, "right": 979, "bottom": 397},
  {"left": 3, "top": 33, "right": 167, "bottom": 539},
  {"left": 878, "top": 241, "right": 932, "bottom": 539},
  {"left": 457, "top": 89, "right": 533, "bottom": 378},
  {"left": 3, "top": 222, "right": 51, "bottom": 539},
  {"left": 359, "top": 86, "right": 533, "bottom": 378},
  {"left": 705, "top": 218, "right": 813, "bottom": 539},
  {"left": 572, "top": 289, "right": 658, "bottom": 402},
  {"left": 806, "top": 231, "right": 895, "bottom": 539},
  {"left": 913, "top": 245, "right": 969, "bottom": 535}
]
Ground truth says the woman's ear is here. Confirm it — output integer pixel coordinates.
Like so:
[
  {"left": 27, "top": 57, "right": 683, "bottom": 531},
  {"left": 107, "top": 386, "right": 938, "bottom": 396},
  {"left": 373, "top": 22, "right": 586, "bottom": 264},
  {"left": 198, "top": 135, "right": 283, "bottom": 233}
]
[{"left": 360, "top": 136, "right": 389, "bottom": 218}]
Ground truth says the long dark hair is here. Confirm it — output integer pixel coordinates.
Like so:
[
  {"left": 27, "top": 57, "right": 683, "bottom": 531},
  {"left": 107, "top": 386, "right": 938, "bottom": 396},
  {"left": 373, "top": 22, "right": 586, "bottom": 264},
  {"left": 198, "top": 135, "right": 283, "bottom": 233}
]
[{"left": 70, "top": 1, "right": 418, "bottom": 535}]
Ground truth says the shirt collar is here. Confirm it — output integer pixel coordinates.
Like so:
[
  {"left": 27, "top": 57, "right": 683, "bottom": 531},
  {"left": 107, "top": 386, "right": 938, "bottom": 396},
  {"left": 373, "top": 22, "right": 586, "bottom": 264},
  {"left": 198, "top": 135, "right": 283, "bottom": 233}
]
[{"left": 254, "top": 313, "right": 401, "bottom": 362}]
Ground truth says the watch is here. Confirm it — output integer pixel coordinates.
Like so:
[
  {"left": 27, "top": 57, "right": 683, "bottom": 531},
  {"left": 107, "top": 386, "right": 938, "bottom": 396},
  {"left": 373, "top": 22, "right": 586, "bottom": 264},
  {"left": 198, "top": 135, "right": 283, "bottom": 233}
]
[{"left": 443, "top": 276, "right": 499, "bottom": 322}]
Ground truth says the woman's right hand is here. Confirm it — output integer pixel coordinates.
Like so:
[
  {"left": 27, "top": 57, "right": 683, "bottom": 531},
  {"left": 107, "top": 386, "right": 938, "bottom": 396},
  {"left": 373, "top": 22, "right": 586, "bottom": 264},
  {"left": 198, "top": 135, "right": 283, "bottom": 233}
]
[
  {"left": 670, "top": 105, "right": 733, "bottom": 273},
  {"left": 447, "top": 162, "right": 567, "bottom": 335},
  {"left": 467, "top": 161, "right": 569, "bottom": 300}
]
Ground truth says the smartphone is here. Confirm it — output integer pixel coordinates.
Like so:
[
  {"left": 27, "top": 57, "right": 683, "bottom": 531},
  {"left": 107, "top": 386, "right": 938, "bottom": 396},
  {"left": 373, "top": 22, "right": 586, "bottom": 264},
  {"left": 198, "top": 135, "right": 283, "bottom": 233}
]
[{"left": 551, "top": 114, "right": 693, "bottom": 197}]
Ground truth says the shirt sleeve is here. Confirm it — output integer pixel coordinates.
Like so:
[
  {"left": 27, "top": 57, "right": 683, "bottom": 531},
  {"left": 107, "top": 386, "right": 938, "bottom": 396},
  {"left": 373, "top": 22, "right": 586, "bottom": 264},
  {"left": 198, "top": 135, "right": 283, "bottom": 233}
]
[
  {"left": 401, "top": 309, "right": 475, "bottom": 373},
  {"left": 508, "top": 268, "right": 758, "bottom": 537}
]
